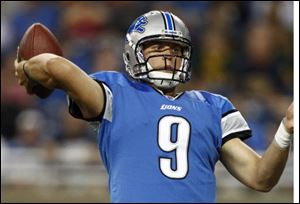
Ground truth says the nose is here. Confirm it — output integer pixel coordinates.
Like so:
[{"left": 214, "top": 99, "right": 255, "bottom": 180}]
[
  {"left": 164, "top": 52, "right": 173, "bottom": 59},
  {"left": 162, "top": 49, "right": 176, "bottom": 62}
]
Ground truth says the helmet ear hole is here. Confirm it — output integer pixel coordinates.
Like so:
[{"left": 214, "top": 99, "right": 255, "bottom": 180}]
[
  {"left": 126, "top": 52, "right": 130, "bottom": 61},
  {"left": 123, "top": 52, "right": 131, "bottom": 64}
]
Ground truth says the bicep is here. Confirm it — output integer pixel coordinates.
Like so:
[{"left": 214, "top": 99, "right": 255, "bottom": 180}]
[
  {"left": 47, "top": 57, "right": 105, "bottom": 119},
  {"left": 220, "top": 138, "right": 261, "bottom": 189},
  {"left": 68, "top": 79, "right": 105, "bottom": 120}
]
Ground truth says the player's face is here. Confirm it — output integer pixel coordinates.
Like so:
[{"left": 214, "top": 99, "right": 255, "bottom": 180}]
[{"left": 143, "top": 41, "right": 183, "bottom": 72}]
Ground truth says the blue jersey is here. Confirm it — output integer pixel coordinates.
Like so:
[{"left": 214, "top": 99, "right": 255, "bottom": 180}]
[{"left": 68, "top": 71, "right": 251, "bottom": 202}]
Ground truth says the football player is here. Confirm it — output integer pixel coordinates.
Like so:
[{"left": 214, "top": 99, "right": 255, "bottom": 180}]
[{"left": 15, "top": 10, "right": 294, "bottom": 202}]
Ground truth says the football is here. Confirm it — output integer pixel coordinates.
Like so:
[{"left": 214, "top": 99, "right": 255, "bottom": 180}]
[{"left": 17, "top": 23, "right": 63, "bottom": 98}]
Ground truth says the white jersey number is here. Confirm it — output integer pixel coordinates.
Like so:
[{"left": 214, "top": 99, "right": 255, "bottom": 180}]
[{"left": 158, "top": 115, "right": 191, "bottom": 179}]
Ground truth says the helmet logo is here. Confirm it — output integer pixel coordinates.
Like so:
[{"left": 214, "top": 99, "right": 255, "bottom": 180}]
[{"left": 127, "top": 16, "right": 148, "bottom": 33}]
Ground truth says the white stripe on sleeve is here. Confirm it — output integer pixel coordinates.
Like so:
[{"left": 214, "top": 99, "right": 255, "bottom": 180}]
[
  {"left": 102, "top": 83, "right": 113, "bottom": 122},
  {"left": 221, "top": 111, "right": 250, "bottom": 139}
]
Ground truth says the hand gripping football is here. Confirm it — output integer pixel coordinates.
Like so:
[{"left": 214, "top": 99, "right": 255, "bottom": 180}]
[{"left": 17, "top": 23, "right": 63, "bottom": 98}]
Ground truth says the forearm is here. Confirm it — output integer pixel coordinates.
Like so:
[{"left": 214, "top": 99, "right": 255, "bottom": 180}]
[
  {"left": 21, "top": 53, "right": 105, "bottom": 118},
  {"left": 256, "top": 116, "right": 293, "bottom": 190},
  {"left": 256, "top": 140, "right": 290, "bottom": 191},
  {"left": 23, "top": 53, "right": 60, "bottom": 89},
  {"left": 220, "top": 104, "right": 293, "bottom": 192},
  {"left": 24, "top": 53, "right": 85, "bottom": 91},
  {"left": 16, "top": 53, "right": 104, "bottom": 119}
]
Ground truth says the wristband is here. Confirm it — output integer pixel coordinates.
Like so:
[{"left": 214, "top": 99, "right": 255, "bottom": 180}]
[{"left": 274, "top": 120, "right": 293, "bottom": 149}]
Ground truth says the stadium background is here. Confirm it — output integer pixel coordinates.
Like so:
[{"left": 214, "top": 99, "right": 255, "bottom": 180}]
[{"left": 1, "top": 1, "right": 294, "bottom": 202}]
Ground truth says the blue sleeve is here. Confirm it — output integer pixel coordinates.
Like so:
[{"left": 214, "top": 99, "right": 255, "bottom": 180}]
[
  {"left": 200, "top": 91, "right": 252, "bottom": 145},
  {"left": 89, "top": 71, "right": 130, "bottom": 90},
  {"left": 67, "top": 71, "right": 128, "bottom": 121}
]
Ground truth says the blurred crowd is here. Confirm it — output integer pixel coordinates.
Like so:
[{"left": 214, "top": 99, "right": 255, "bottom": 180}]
[{"left": 1, "top": 1, "right": 294, "bottom": 158}]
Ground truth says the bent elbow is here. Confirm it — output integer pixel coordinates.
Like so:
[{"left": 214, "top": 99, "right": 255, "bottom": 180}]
[
  {"left": 252, "top": 181, "right": 276, "bottom": 192},
  {"left": 255, "top": 185, "right": 273, "bottom": 192}
]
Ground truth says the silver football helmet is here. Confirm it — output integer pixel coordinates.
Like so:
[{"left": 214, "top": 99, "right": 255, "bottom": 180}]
[{"left": 123, "top": 10, "right": 192, "bottom": 89}]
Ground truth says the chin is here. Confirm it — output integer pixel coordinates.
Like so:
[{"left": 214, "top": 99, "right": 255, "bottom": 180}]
[{"left": 153, "top": 80, "right": 178, "bottom": 92}]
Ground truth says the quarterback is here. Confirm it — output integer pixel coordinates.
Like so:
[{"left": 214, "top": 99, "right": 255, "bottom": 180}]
[{"left": 15, "top": 11, "right": 294, "bottom": 202}]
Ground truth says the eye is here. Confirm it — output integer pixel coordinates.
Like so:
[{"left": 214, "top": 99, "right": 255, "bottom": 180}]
[
  {"left": 153, "top": 45, "right": 163, "bottom": 50},
  {"left": 173, "top": 47, "right": 180, "bottom": 52}
]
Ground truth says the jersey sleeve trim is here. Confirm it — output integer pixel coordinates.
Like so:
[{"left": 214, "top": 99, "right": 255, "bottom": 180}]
[
  {"left": 222, "top": 109, "right": 238, "bottom": 118},
  {"left": 99, "top": 81, "right": 113, "bottom": 122},
  {"left": 222, "top": 130, "right": 252, "bottom": 145},
  {"left": 89, "top": 80, "right": 107, "bottom": 121},
  {"left": 221, "top": 110, "right": 252, "bottom": 141},
  {"left": 67, "top": 80, "right": 110, "bottom": 122}
]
